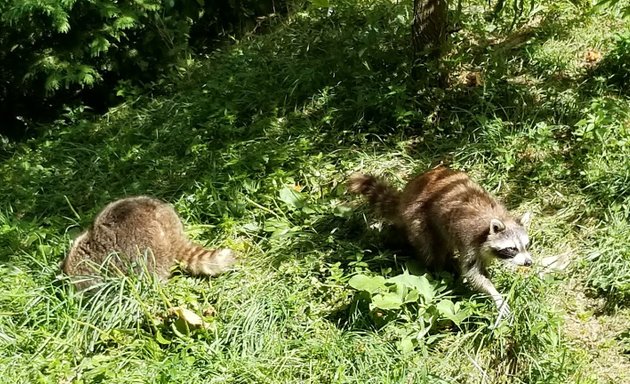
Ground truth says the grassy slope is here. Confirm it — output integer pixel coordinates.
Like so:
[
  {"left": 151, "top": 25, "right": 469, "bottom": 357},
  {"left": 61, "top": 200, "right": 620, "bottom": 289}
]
[{"left": 1, "top": 1, "right": 629, "bottom": 383}]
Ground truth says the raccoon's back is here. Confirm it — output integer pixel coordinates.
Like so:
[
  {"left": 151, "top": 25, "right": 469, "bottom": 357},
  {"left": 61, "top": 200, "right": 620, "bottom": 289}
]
[
  {"left": 400, "top": 166, "right": 508, "bottom": 244},
  {"left": 101, "top": 195, "right": 180, "bottom": 245},
  {"left": 64, "top": 197, "right": 185, "bottom": 279},
  {"left": 95, "top": 196, "right": 183, "bottom": 233}
]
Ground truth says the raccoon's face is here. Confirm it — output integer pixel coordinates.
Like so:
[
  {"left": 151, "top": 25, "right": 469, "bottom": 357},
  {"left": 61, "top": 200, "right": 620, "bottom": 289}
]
[{"left": 484, "top": 213, "right": 533, "bottom": 267}]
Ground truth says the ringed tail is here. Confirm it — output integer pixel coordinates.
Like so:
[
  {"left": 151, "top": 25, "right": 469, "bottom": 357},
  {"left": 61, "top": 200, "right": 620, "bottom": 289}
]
[
  {"left": 177, "top": 243, "right": 237, "bottom": 276},
  {"left": 347, "top": 173, "right": 401, "bottom": 221}
]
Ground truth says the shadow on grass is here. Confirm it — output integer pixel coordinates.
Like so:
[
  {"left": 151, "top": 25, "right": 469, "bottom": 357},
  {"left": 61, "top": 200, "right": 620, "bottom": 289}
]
[
  {"left": 1, "top": 2, "right": 413, "bottom": 221},
  {"left": 0, "top": 3, "right": 612, "bottom": 214}
]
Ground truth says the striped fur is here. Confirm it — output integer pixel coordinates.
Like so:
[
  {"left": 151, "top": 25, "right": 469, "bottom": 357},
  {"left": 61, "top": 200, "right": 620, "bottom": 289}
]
[
  {"left": 348, "top": 166, "right": 532, "bottom": 314},
  {"left": 347, "top": 173, "right": 401, "bottom": 223},
  {"left": 63, "top": 196, "right": 236, "bottom": 290}
]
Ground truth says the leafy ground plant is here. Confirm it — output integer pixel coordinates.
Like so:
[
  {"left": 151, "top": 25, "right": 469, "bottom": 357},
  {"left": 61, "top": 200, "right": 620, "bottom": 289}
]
[
  {"left": 348, "top": 270, "right": 471, "bottom": 353},
  {"left": 349, "top": 271, "right": 468, "bottom": 325}
]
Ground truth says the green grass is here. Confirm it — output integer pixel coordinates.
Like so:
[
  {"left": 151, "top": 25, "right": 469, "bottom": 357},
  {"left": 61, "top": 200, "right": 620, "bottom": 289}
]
[{"left": 1, "top": 1, "right": 629, "bottom": 383}]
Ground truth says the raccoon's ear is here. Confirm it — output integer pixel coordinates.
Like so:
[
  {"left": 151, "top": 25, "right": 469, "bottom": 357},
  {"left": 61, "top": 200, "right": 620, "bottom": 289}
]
[
  {"left": 519, "top": 211, "right": 532, "bottom": 229},
  {"left": 490, "top": 219, "right": 506, "bottom": 234}
]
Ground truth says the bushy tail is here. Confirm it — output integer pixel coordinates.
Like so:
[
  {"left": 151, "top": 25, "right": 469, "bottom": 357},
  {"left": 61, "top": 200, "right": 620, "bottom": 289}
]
[
  {"left": 347, "top": 173, "right": 401, "bottom": 221},
  {"left": 178, "top": 244, "right": 237, "bottom": 276}
]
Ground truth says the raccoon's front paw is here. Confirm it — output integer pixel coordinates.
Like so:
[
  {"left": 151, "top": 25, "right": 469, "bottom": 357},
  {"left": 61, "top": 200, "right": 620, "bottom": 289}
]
[
  {"left": 492, "top": 300, "right": 512, "bottom": 328},
  {"left": 498, "top": 302, "right": 511, "bottom": 318}
]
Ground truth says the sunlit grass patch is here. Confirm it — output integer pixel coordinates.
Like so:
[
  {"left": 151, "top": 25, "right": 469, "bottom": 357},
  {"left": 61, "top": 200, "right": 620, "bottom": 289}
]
[
  {"left": 584, "top": 209, "right": 630, "bottom": 305},
  {"left": 1, "top": 0, "right": 629, "bottom": 382}
]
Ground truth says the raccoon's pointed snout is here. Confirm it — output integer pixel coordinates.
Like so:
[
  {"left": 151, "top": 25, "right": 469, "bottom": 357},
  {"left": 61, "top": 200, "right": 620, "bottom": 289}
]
[{"left": 512, "top": 252, "right": 533, "bottom": 267}]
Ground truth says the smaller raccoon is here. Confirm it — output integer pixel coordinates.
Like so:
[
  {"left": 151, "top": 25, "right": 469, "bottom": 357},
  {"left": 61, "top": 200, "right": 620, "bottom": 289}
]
[
  {"left": 62, "top": 196, "right": 236, "bottom": 290},
  {"left": 348, "top": 166, "right": 532, "bottom": 314}
]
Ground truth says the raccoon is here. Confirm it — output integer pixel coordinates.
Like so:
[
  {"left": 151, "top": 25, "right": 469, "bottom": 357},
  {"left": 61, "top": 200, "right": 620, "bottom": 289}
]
[
  {"left": 62, "top": 196, "right": 237, "bottom": 290},
  {"left": 348, "top": 166, "right": 532, "bottom": 314}
]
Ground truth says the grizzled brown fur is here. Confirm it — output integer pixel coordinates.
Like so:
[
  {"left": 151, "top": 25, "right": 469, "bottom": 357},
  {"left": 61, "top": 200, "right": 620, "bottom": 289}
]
[
  {"left": 62, "top": 196, "right": 236, "bottom": 290},
  {"left": 348, "top": 166, "right": 532, "bottom": 314}
]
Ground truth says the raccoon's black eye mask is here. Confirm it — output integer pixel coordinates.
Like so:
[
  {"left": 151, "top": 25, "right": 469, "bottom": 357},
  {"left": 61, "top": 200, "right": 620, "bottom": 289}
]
[{"left": 495, "top": 247, "right": 518, "bottom": 259}]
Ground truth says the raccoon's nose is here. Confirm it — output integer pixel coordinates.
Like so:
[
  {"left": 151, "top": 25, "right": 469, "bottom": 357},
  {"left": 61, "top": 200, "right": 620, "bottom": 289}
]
[{"left": 524, "top": 258, "right": 532, "bottom": 267}]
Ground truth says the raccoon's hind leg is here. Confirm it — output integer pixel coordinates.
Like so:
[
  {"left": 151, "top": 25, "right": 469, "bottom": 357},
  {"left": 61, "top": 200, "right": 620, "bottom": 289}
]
[{"left": 176, "top": 242, "right": 237, "bottom": 277}]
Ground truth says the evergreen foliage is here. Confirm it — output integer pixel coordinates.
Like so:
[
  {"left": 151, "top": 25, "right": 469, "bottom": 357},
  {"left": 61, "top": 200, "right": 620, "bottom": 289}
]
[{"left": 0, "top": 0, "right": 287, "bottom": 137}]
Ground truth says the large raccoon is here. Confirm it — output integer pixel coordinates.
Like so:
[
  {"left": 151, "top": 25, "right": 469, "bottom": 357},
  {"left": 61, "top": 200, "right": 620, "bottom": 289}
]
[
  {"left": 62, "top": 196, "right": 237, "bottom": 290},
  {"left": 348, "top": 166, "right": 532, "bottom": 314}
]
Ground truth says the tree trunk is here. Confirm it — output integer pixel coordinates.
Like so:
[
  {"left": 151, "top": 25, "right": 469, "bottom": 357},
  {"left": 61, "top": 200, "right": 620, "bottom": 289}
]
[{"left": 412, "top": 0, "right": 448, "bottom": 73}]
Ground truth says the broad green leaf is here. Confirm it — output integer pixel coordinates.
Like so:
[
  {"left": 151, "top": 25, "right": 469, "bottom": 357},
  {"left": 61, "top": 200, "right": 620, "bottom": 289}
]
[
  {"left": 389, "top": 271, "right": 423, "bottom": 288},
  {"left": 436, "top": 299, "right": 468, "bottom": 325},
  {"left": 436, "top": 299, "right": 455, "bottom": 317},
  {"left": 332, "top": 204, "right": 353, "bottom": 217},
  {"left": 404, "top": 288, "right": 419, "bottom": 304},
  {"left": 389, "top": 272, "right": 435, "bottom": 303},
  {"left": 371, "top": 292, "right": 403, "bottom": 310},
  {"left": 278, "top": 187, "right": 304, "bottom": 210},
  {"left": 241, "top": 222, "right": 260, "bottom": 232},
  {"left": 391, "top": 279, "right": 406, "bottom": 297},
  {"left": 263, "top": 218, "right": 293, "bottom": 237},
  {"left": 348, "top": 274, "right": 386, "bottom": 294},
  {"left": 154, "top": 329, "right": 171, "bottom": 345},
  {"left": 414, "top": 275, "right": 435, "bottom": 303},
  {"left": 168, "top": 307, "right": 210, "bottom": 329},
  {"left": 397, "top": 336, "right": 414, "bottom": 354}
]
